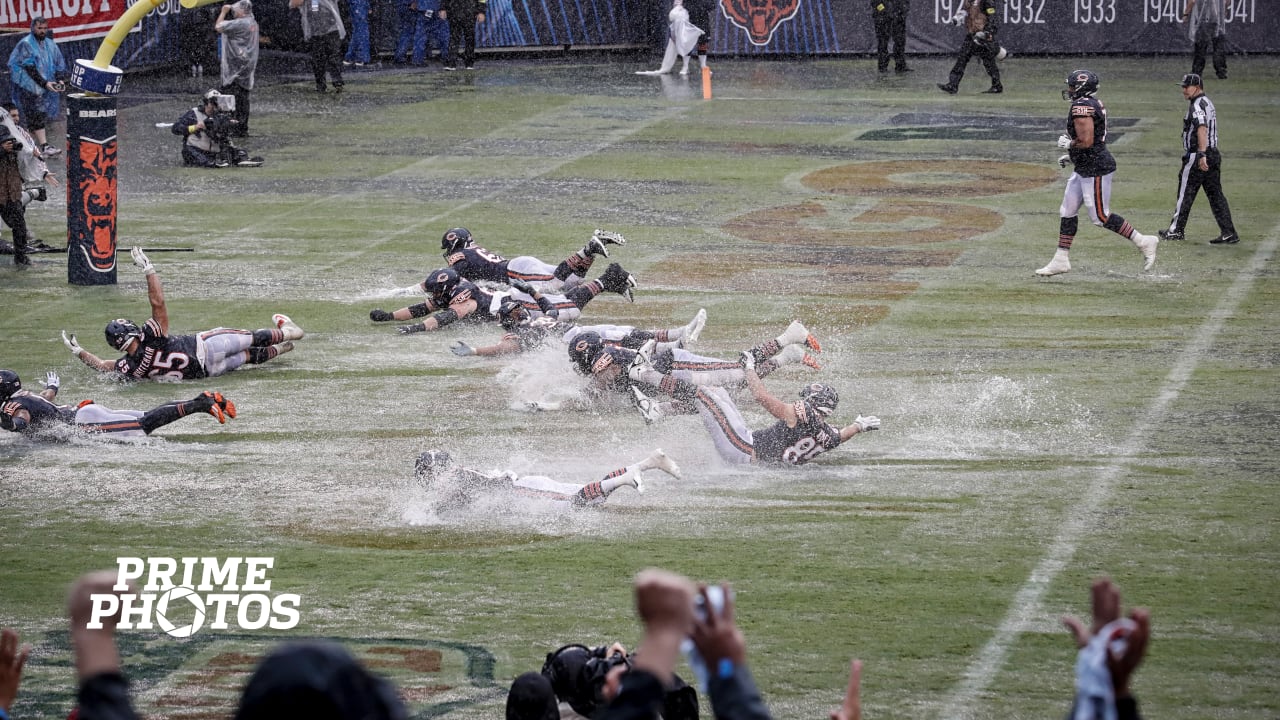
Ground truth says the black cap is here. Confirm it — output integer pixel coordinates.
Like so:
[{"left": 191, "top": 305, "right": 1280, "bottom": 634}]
[
  {"left": 506, "top": 672, "right": 559, "bottom": 720},
  {"left": 1180, "top": 73, "right": 1203, "bottom": 88},
  {"left": 234, "top": 642, "right": 407, "bottom": 720}
]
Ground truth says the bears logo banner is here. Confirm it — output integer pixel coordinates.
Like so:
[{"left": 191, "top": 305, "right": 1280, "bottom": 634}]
[{"left": 66, "top": 94, "right": 118, "bottom": 285}]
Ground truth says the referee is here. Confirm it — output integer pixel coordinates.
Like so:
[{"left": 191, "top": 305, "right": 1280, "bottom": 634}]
[{"left": 1160, "top": 73, "right": 1239, "bottom": 245}]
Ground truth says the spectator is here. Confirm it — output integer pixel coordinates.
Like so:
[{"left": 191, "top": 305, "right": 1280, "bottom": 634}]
[
  {"left": 1062, "top": 577, "right": 1150, "bottom": 720},
  {"left": 411, "top": 0, "right": 452, "bottom": 68},
  {"left": 1182, "top": 0, "right": 1227, "bottom": 80},
  {"left": 936, "top": 0, "right": 1003, "bottom": 95},
  {"left": 0, "top": 628, "right": 30, "bottom": 720},
  {"left": 343, "top": 0, "right": 372, "bottom": 66},
  {"left": 215, "top": 0, "right": 259, "bottom": 137},
  {"left": 600, "top": 569, "right": 771, "bottom": 720},
  {"left": 442, "top": 0, "right": 485, "bottom": 69},
  {"left": 1, "top": 102, "right": 60, "bottom": 210},
  {"left": 62, "top": 247, "right": 303, "bottom": 381},
  {"left": 290, "top": 0, "right": 346, "bottom": 92},
  {"left": 7, "top": 16, "right": 68, "bottom": 158},
  {"left": 636, "top": 0, "right": 703, "bottom": 76},
  {"left": 1159, "top": 73, "right": 1238, "bottom": 245},
  {"left": 871, "top": 0, "right": 911, "bottom": 73},
  {"left": 0, "top": 123, "right": 32, "bottom": 268},
  {"left": 393, "top": 0, "right": 418, "bottom": 63}
]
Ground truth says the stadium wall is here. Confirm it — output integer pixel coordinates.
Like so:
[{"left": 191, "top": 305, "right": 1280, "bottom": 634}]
[{"left": 0, "top": 0, "right": 1276, "bottom": 74}]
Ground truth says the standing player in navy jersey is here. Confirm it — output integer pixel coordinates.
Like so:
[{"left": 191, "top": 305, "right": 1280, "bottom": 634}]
[
  {"left": 1036, "top": 70, "right": 1159, "bottom": 277},
  {"left": 369, "top": 262, "right": 638, "bottom": 334},
  {"left": 1, "top": 369, "right": 236, "bottom": 437},
  {"left": 441, "top": 226, "right": 627, "bottom": 292},
  {"left": 631, "top": 354, "right": 880, "bottom": 467},
  {"left": 62, "top": 248, "right": 304, "bottom": 381}
]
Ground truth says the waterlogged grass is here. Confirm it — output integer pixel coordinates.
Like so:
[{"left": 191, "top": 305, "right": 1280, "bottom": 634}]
[{"left": 1, "top": 55, "right": 1277, "bottom": 719}]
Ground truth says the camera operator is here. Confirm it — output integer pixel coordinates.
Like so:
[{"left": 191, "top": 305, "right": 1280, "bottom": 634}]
[
  {"left": 172, "top": 90, "right": 262, "bottom": 168},
  {"left": 539, "top": 642, "right": 697, "bottom": 720},
  {"left": 0, "top": 124, "right": 33, "bottom": 267}
]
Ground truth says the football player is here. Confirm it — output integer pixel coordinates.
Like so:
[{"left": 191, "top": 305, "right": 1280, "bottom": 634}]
[
  {"left": 631, "top": 358, "right": 881, "bottom": 467},
  {"left": 448, "top": 304, "right": 707, "bottom": 358},
  {"left": 62, "top": 248, "right": 303, "bottom": 381},
  {"left": 441, "top": 226, "right": 627, "bottom": 292},
  {"left": 412, "top": 447, "right": 682, "bottom": 512},
  {"left": 1, "top": 369, "right": 236, "bottom": 438},
  {"left": 370, "top": 263, "right": 638, "bottom": 335},
  {"left": 1037, "top": 70, "right": 1159, "bottom": 276}
]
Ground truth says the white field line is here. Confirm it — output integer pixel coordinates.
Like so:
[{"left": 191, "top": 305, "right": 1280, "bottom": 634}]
[
  {"left": 940, "top": 227, "right": 1279, "bottom": 720},
  {"left": 236, "top": 103, "right": 690, "bottom": 269}
]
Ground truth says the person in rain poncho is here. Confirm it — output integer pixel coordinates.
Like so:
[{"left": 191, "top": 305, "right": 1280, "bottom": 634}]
[
  {"left": 7, "top": 16, "right": 68, "bottom": 158},
  {"left": 637, "top": 0, "right": 705, "bottom": 76},
  {"left": 216, "top": 0, "right": 259, "bottom": 136}
]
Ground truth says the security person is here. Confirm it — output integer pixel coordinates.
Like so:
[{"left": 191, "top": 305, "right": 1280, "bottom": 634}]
[
  {"left": 871, "top": 0, "right": 910, "bottom": 73},
  {"left": 1159, "top": 73, "right": 1238, "bottom": 245}
]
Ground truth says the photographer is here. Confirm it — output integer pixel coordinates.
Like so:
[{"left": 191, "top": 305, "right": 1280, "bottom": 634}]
[
  {"left": 540, "top": 641, "right": 697, "bottom": 720},
  {"left": 171, "top": 90, "right": 262, "bottom": 168},
  {"left": 0, "top": 123, "right": 33, "bottom": 267}
]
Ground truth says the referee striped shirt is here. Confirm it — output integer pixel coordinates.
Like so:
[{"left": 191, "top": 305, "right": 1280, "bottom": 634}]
[{"left": 1183, "top": 93, "right": 1219, "bottom": 153}]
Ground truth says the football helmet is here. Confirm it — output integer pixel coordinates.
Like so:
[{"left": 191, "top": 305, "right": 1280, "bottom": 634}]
[
  {"left": 0, "top": 369, "right": 21, "bottom": 401},
  {"left": 567, "top": 331, "right": 604, "bottom": 375},
  {"left": 497, "top": 297, "right": 530, "bottom": 330},
  {"left": 104, "top": 319, "right": 143, "bottom": 351},
  {"left": 423, "top": 268, "right": 460, "bottom": 305},
  {"left": 440, "top": 227, "right": 474, "bottom": 257},
  {"left": 799, "top": 382, "right": 839, "bottom": 417},
  {"left": 1063, "top": 70, "right": 1099, "bottom": 101}
]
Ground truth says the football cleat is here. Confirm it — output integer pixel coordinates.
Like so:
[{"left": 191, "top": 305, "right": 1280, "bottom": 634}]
[
  {"left": 1035, "top": 254, "right": 1071, "bottom": 276},
  {"left": 1132, "top": 232, "right": 1158, "bottom": 270},
  {"left": 775, "top": 344, "right": 822, "bottom": 370},
  {"left": 197, "top": 391, "right": 228, "bottom": 423},
  {"left": 274, "top": 341, "right": 295, "bottom": 355},
  {"left": 272, "top": 313, "right": 305, "bottom": 340},
  {"left": 684, "top": 308, "right": 707, "bottom": 345},
  {"left": 584, "top": 236, "right": 610, "bottom": 258},
  {"left": 778, "top": 320, "right": 821, "bottom": 353},
  {"left": 631, "top": 386, "right": 662, "bottom": 425},
  {"left": 600, "top": 263, "right": 637, "bottom": 303},
  {"left": 1157, "top": 229, "right": 1184, "bottom": 241},
  {"left": 593, "top": 229, "right": 627, "bottom": 246},
  {"left": 647, "top": 448, "right": 682, "bottom": 480}
]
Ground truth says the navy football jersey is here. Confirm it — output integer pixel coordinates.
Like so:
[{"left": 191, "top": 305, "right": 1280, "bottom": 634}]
[
  {"left": 751, "top": 399, "right": 843, "bottom": 465},
  {"left": 114, "top": 318, "right": 205, "bottom": 381},
  {"left": 1067, "top": 96, "right": 1117, "bottom": 177},
  {"left": 445, "top": 245, "right": 511, "bottom": 285},
  {"left": 1, "top": 392, "right": 75, "bottom": 431}
]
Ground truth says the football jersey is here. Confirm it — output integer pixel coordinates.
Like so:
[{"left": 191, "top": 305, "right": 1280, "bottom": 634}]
[
  {"left": 114, "top": 318, "right": 205, "bottom": 381},
  {"left": 450, "top": 280, "right": 496, "bottom": 321},
  {"left": 1, "top": 391, "right": 75, "bottom": 431},
  {"left": 1066, "top": 96, "right": 1117, "bottom": 177},
  {"left": 445, "top": 245, "right": 511, "bottom": 285},
  {"left": 751, "top": 399, "right": 843, "bottom": 465}
]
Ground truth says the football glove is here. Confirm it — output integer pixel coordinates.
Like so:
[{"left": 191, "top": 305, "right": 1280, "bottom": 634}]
[
  {"left": 40, "top": 370, "right": 59, "bottom": 391},
  {"left": 1058, "top": 154, "right": 1071, "bottom": 168},
  {"left": 973, "top": 30, "right": 990, "bottom": 41},
  {"left": 130, "top": 246, "right": 155, "bottom": 275},
  {"left": 450, "top": 340, "right": 475, "bottom": 356},
  {"left": 739, "top": 350, "right": 756, "bottom": 370},
  {"left": 510, "top": 278, "right": 536, "bottom": 295},
  {"left": 62, "top": 330, "right": 82, "bottom": 356},
  {"left": 1057, "top": 134, "right": 1072, "bottom": 149},
  {"left": 854, "top": 415, "right": 881, "bottom": 432},
  {"left": 369, "top": 309, "right": 393, "bottom": 322},
  {"left": 397, "top": 323, "right": 426, "bottom": 334}
]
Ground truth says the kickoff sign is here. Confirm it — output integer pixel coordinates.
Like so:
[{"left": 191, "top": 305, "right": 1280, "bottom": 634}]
[{"left": 0, "top": 0, "right": 142, "bottom": 43}]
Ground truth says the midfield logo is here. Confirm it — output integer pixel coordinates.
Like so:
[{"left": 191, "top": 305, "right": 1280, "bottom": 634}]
[{"left": 88, "top": 557, "right": 302, "bottom": 638}]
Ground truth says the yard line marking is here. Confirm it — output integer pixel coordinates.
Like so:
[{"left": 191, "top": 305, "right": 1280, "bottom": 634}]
[{"left": 939, "top": 228, "right": 1279, "bottom": 720}]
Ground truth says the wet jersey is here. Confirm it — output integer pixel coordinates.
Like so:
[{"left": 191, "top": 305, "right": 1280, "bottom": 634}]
[
  {"left": 1067, "top": 96, "right": 1117, "bottom": 177},
  {"left": 114, "top": 318, "right": 205, "bottom": 381},
  {"left": 445, "top": 245, "right": 510, "bottom": 285},
  {"left": 445, "top": 280, "right": 498, "bottom": 321},
  {"left": 751, "top": 399, "right": 843, "bottom": 465},
  {"left": 1, "top": 391, "right": 74, "bottom": 431}
]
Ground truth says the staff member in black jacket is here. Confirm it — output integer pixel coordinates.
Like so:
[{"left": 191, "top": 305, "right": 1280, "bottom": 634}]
[{"left": 1160, "top": 73, "right": 1239, "bottom": 245}]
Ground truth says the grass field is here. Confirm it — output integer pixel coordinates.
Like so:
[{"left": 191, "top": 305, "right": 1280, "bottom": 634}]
[{"left": 1, "top": 53, "right": 1278, "bottom": 719}]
